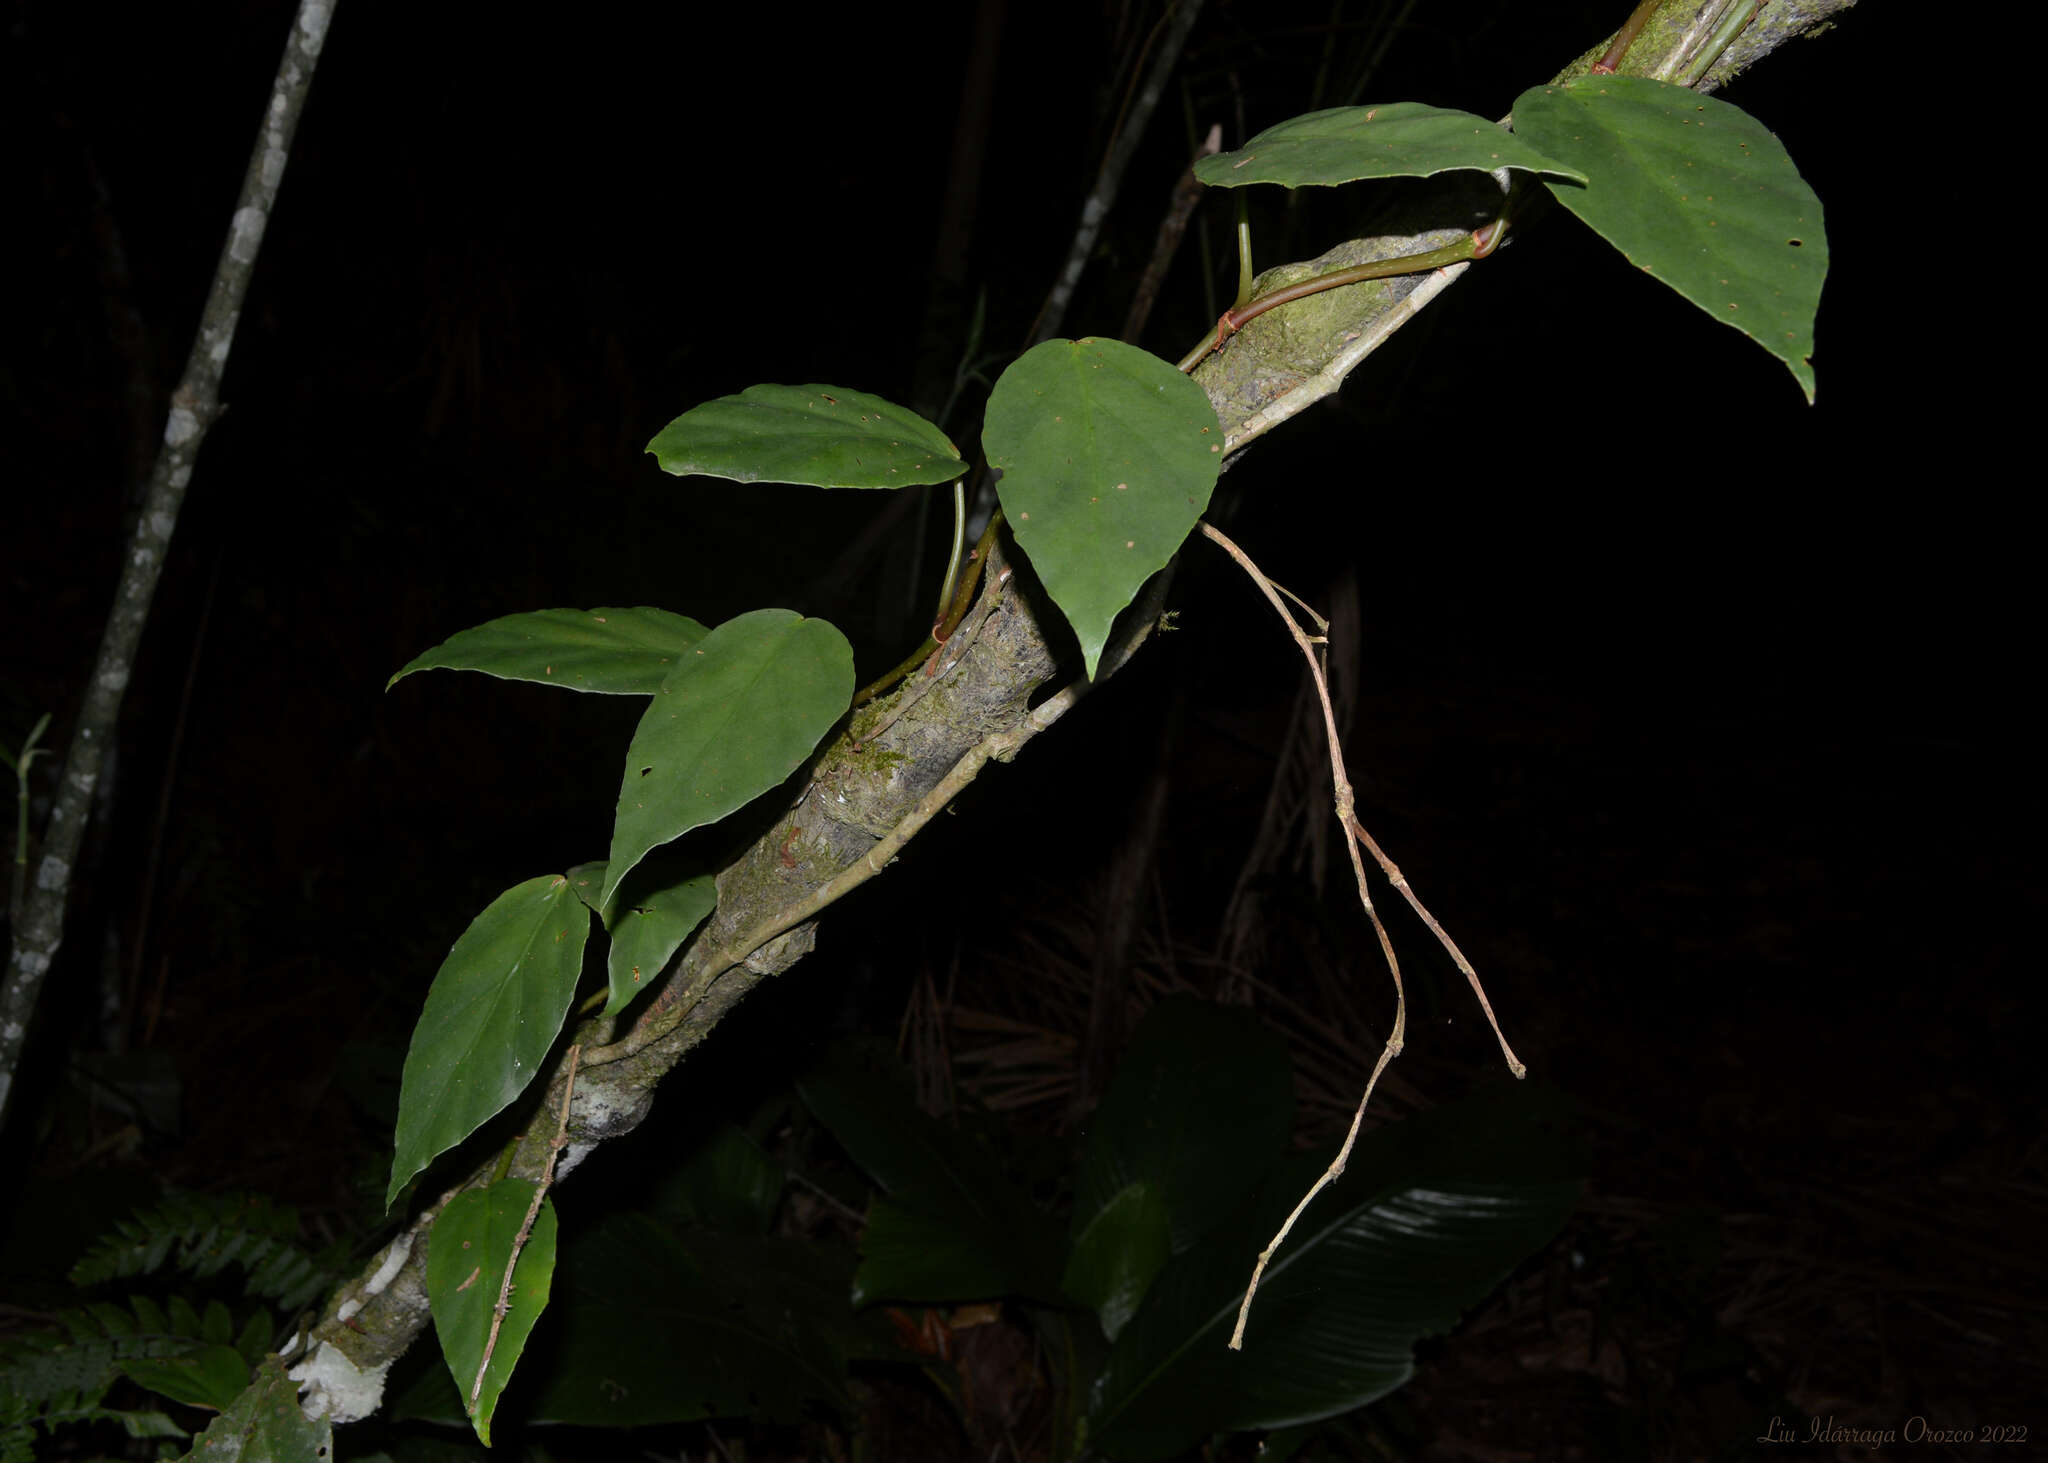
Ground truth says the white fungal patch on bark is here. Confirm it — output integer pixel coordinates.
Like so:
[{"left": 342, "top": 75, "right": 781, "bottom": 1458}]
[
  {"left": 364, "top": 1232, "right": 413, "bottom": 1295},
  {"left": 289, "top": 1341, "right": 391, "bottom": 1423}
]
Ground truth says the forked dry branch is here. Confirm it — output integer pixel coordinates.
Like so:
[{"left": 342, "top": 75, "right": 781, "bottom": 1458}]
[{"left": 1198, "top": 521, "right": 1523, "bottom": 1347}]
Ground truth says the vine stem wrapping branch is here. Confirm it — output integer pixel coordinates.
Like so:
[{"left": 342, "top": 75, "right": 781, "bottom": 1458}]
[
  {"left": 471, "top": 1042, "right": 579, "bottom": 1410},
  {"left": 1197, "top": 522, "right": 1522, "bottom": 1351},
  {"left": 1176, "top": 229, "right": 1495, "bottom": 375}
]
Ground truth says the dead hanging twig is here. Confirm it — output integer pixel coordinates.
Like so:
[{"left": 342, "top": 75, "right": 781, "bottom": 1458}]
[
  {"left": 1197, "top": 522, "right": 1523, "bottom": 1351},
  {"left": 1217, "top": 567, "right": 1361, "bottom": 972}
]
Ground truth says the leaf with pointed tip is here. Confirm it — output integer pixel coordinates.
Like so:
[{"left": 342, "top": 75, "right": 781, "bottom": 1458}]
[
  {"left": 425, "top": 1179, "right": 558, "bottom": 1447},
  {"left": 600, "top": 858, "right": 716, "bottom": 1016},
  {"left": 388, "top": 607, "right": 709, "bottom": 693},
  {"left": 648, "top": 384, "right": 966, "bottom": 488},
  {"left": 561, "top": 855, "right": 715, "bottom": 1013},
  {"left": 1196, "top": 103, "right": 1585, "bottom": 189},
  {"left": 1514, "top": 75, "right": 1826, "bottom": 401},
  {"left": 564, "top": 860, "right": 606, "bottom": 915},
  {"left": 985, "top": 338, "right": 1221, "bottom": 678},
  {"left": 387, "top": 876, "right": 590, "bottom": 1208},
  {"left": 602, "top": 609, "right": 852, "bottom": 906}
]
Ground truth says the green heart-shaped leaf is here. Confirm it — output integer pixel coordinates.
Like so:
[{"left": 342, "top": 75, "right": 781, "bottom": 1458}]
[
  {"left": 603, "top": 609, "right": 852, "bottom": 906},
  {"left": 985, "top": 338, "right": 1221, "bottom": 678},
  {"left": 1195, "top": 103, "right": 1585, "bottom": 189},
  {"left": 1514, "top": 75, "right": 1826, "bottom": 400},
  {"left": 426, "top": 1179, "right": 559, "bottom": 1446},
  {"left": 389, "top": 606, "right": 709, "bottom": 693},
  {"left": 648, "top": 384, "right": 965, "bottom": 488},
  {"left": 388, "top": 875, "right": 590, "bottom": 1208}
]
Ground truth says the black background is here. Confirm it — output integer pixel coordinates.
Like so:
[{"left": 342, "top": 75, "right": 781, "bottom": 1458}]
[{"left": 4, "top": 1, "right": 2035, "bottom": 1458}]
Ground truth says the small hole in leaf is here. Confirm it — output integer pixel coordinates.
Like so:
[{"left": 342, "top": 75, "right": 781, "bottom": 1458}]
[
  {"left": 639, "top": 766, "right": 653, "bottom": 777},
  {"left": 1788, "top": 238, "right": 1804, "bottom": 247}
]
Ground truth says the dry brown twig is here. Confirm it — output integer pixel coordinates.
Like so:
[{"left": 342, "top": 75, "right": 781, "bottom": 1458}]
[
  {"left": 1197, "top": 521, "right": 1524, "bottom": 1350},
  {"left": 471, "top": 1043, "right": 580, "bottom": 1410}
]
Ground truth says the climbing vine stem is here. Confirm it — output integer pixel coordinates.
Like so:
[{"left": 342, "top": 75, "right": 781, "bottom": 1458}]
[
  {"left": 932, "top": 479, "right": 967, "bottom": 631},
  {"left": 1177, "top": 231, "right": 1486, "bottom": 373}
]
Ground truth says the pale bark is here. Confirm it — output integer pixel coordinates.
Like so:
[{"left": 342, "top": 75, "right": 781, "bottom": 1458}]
[{"left": 1, "top": 0, "right": 338, "bottom": 1126}]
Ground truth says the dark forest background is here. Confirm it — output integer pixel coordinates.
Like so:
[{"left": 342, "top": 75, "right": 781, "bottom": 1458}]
[{"left": 4, "top": 1, "right": 2037, "bottom": 1458}]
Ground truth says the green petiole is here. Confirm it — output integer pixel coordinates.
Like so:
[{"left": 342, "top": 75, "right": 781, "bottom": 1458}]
[
  {"left": 1232, "top": 193, "right": 1255, "bottom": 313},
  {"left": 932, "top": 479, "right": 966, "bottom": 633}
]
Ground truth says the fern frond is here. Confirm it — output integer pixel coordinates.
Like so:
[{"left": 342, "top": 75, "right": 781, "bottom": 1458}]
[
  {"left": 0, "top": 1295, "right": 231, "bottom": 1454},
  {"left": 67, "top": 1190, "right": 336, "bottom": 1311},
  {"left": 0, "top": 1295, "right": 219, "bottom": 1409}
]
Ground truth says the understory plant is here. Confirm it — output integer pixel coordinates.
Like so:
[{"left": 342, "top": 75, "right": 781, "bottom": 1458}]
[
  {"left": 0, "top": 1191, "right": 342, "bottom": 1462},
  {"left": 361, "top": 1000, "right": 1578, "bottom": 1459}
]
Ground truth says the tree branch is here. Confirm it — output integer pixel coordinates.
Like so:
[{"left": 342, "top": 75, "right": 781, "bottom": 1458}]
[{"left": 282, "top": 0, "right": 1858, "bottom": 1423}]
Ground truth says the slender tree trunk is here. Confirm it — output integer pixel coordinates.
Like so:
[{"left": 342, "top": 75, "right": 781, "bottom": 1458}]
[{"left": 0, "top": 0, "right": 338, "bottom": 1126}]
